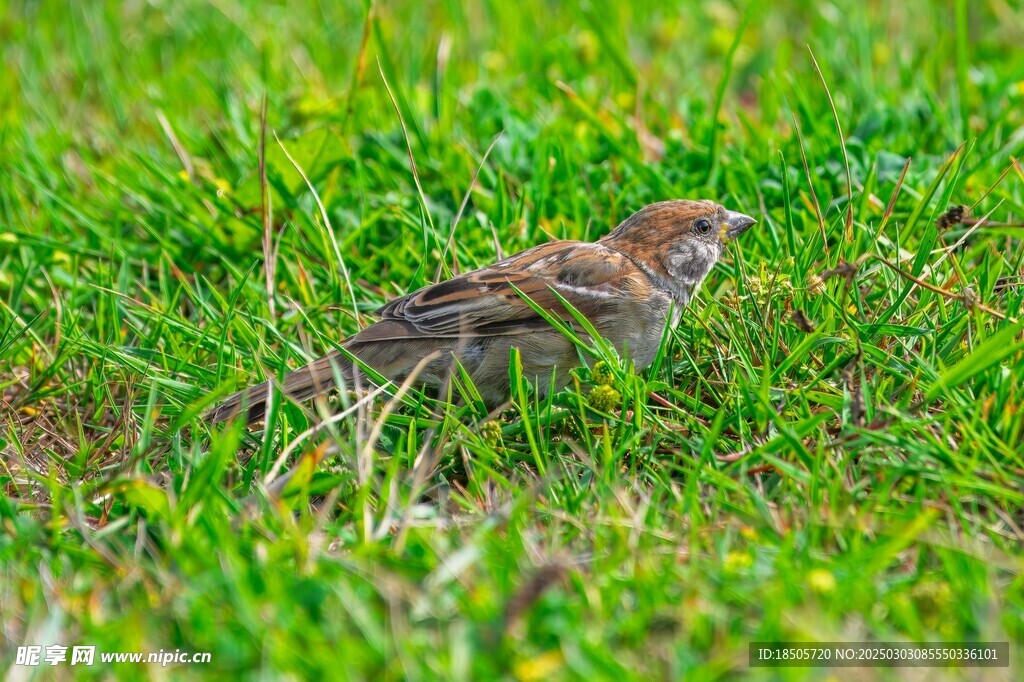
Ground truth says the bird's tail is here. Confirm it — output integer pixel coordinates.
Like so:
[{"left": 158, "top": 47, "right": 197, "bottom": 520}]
[{"left": 207, "top": 350, "right": 352, "bottom": 425}]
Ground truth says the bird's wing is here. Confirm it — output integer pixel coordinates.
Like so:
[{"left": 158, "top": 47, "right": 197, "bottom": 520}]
[{"left": 351, "top": 241, "right": 649, "bottom": 341}]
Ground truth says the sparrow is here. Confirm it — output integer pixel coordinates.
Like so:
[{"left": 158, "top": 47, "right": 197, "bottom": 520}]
[{"left": 209, "top": 200, "right": 755, "bottom": 424}]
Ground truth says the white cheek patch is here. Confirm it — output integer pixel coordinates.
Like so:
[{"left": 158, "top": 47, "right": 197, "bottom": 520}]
[{"left": 667, "top": 241, "right": 720, "bottom": 287}]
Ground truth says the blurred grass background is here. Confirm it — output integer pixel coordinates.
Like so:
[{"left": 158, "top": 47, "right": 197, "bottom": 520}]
[{"left": 2, "top": 0, "right": 1024, "bottom": 679}]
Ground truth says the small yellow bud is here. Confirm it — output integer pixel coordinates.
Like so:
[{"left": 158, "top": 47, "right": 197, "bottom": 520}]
[
  {"left": 590, "top": 361, "right": 615, "bottom": 387},
  {"left": 575, "top": 30, "right": 599, "bottom": 64},
  {"left": 480, "top": 420, "right": 502, "bottom": 444},
  {"left": 806, "top": 274, "right": 825, "bottom": 296},
  {"left": 482, "top": 51, "right": 506, "bottom": 71}
]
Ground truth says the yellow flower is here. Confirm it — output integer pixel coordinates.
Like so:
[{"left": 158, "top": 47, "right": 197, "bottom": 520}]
[
  {"left": 723, "top": 551, "right": 753, "bottom": 574},
  {"left": 588, "top": 384, "right": 621, "bottom": 412},
  {"left": 808, "top": 569, "right": 836, "bottom": 594},
  {"left": 514, "top": 650, "right": 564, "bottom": 681},
  {"left": 615, "top": 91, "right": 634, "bottom": 110},
  {"left": 213, "top": 177, "right": 231, "bottom": 195}
]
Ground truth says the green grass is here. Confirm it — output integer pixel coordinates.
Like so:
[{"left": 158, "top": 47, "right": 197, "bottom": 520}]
[{"left": 2, "top": 0, "right": 1024, "bottom": 679}]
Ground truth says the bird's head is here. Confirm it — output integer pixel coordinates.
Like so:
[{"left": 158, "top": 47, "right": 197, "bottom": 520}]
[{"left": 601, "top": 199, "right": 755, "bottom": 298}]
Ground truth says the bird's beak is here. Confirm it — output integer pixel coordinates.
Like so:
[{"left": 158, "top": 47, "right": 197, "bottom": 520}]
[{"left": 724, "top": 210, "right": 756, "bottom": 240}]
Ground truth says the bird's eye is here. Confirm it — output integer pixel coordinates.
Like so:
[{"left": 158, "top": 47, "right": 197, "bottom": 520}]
[{"left": 693, "top": 219, "right": 712, "bottom": 234}]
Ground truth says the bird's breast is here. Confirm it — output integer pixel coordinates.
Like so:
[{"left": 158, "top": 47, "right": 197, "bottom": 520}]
[{"left": 595, "top": 292, "right": 675, "bottom": 372}]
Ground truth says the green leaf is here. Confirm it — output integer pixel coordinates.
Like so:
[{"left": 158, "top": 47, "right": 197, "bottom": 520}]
[
  {"left": 924, "top": 320, "right": 1024, "bottom": 403},
  {"left": 117, "top": 479, "right": 171, "bottom": 522}
]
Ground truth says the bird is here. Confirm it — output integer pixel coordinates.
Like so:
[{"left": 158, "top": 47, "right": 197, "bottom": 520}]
[{"left": 208, "top": 200, "right": 755, "bottom": 424}]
